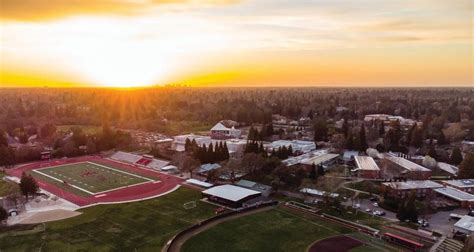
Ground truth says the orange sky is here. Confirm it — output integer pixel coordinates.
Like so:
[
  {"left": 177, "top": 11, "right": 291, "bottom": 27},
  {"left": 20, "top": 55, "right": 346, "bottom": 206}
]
[{"left": 0, "top": 0, "right": 472, "bottom": 88}]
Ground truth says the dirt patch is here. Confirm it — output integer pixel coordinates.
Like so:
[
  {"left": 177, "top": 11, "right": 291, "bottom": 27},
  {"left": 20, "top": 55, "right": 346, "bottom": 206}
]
[
  {"left": 308, "top": 235, "right": 363, "bottom": 252},
  {"left": 18, "top": 209, "right": 81, "bottom": 224}
]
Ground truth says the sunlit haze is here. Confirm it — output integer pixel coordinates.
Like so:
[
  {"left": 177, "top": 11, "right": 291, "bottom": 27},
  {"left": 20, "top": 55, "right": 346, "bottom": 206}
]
[{"left": 0, "top": 0, "right": 472, "bottom": 88}]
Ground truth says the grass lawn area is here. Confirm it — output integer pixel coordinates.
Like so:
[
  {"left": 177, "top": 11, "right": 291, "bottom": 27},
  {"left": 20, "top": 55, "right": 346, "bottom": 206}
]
[
  {"left": 0, "top": 187, "right": 216, "bottom": 251},
  {"left": 31, "top": 162, "right": 154, "bottom": 195},
  {"left": 0, "top": 172, "right": 17, "bottom": 196},
  {"left": 57, "top": 125, "right": 102, "bottom": 134},
  {"left": 182, "top": 207, "right": 353, "bottom": 252}
]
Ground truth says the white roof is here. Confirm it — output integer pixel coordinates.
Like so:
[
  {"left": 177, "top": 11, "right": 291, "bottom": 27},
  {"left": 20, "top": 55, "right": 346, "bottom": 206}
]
[
  {"left": 161, "top": 165, "right": 178, "bottom": 171},
  {"left": 385, "top": 156, "right": 431, "bottom": 172},
  {"left": 382, "top": 180, "right": 443, "bottom": 190},
  {"left": 186, "top": 179, "right": 213, "bottom": 188},
  {"left": 434, "top": 187, "right": 474, "bottom": 201},
  {"left": 354, "top": 156, "right": 380, "bottom": 171},
  {"left": 202, "top": 184, "right": 261, "bottom": 202},
  {"left": 437, "top": 162, "right": 458, "bottom": 175},
  {"left": 300, "top": 153, "right": 339, "bottom": 166},
  {"left": 454, "top": 215, "right": 474, "bottom": 232},
  {"left": 110, "top": 151, "right": 141, "bottom": 163},
  {"left": 300, "top": 188, "right": 339, "bottom": 198},
  {"left": 147, "top": 159, "right": 170, "bottom": 170},
  {"left": 211, "top": 122, "right": 230, "bottom": 131},
  {"left": 442, "top": 179, "right": 474, "bottom": 188}
]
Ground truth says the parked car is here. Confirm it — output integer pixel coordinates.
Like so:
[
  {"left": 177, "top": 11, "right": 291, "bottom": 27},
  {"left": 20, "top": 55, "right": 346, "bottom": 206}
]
[
  {"left": 365, "top": 208, "right": 371, "bottom": 212},
  {"left": 369, "top": 197, "right": 378, "bottom": 202},
  {"left": 372, "top": 202, "right": 378, "bottom": 207},
  {"left": 354, "top": 203, "right": 361, "bottom": 209},
  {"left": 418, "top": 219, "right": 429, "bottom": 227}
]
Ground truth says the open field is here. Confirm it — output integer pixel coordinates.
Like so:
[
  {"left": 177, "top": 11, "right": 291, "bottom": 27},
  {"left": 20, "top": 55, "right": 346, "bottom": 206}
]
[
  {"left": 0, "top": 187, "right": 216, "bottom": 251},
  {"left": 31, "top": 162, "right": 154, "bottom": 195},
  {"left": 0, "top": 172, "right": 17, "bottom": 196},
  {"left": 182, "top": 207, "right": 398, "bottom": 252},
  {"left": 57, "top": 125, "right": 102, "bottom": 134}
]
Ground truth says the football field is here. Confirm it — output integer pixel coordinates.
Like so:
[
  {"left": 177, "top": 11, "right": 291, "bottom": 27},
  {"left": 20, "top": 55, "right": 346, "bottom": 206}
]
[{"left": 32, "top": 161, "right": 155, "bottom": 195}]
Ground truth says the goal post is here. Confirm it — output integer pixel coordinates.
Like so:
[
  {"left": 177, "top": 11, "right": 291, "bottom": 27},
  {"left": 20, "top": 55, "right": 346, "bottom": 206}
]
[{"left": 183, "top": 201, "right": 197, "bottom": 210}]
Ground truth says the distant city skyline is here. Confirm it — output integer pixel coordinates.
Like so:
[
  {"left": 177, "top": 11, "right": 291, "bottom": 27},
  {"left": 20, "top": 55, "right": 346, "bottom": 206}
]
[{"left": 1, "top": 0, "right": 472, "bottom": 88}]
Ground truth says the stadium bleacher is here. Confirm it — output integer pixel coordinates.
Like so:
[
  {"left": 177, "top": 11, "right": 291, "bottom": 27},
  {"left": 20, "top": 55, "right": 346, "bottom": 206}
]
[{"left": 110, "top": 151, "right": 169, "bottom": 170}]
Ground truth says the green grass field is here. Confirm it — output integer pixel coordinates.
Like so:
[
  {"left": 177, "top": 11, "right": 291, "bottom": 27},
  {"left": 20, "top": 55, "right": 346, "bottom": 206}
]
[
  {"left": 0, "top": 187, "right": 216, "bottom": 251},
  {"left": 31, "top": 162, "right": 155, "bottom": 195},
  {"left": 0, "top": 172, "right": 17, "bottom": 196},
  {"left": 182, "top": 207, "right": 400, "bottom": 252}
]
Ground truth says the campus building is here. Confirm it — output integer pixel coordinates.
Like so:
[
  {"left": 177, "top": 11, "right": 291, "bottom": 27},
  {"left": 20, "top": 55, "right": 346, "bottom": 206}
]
[
  {"left": 264, "top": 140, "right": 316, "bottom": 155},
  {"left": 381, "top": 156, "right": 432, "bottom": 180},
  {"left": 352, "top": 156, "right": 380, "bottom": 179},
  {"left": 434, "top": 187, "right": 474, "bottom": 209},
  {"left": 202, "top": 184, "right": 262, "bottom": 208},
  {"left": 210, "top": 122, "right": 241, "bottom": 139},
  {"left": 441, "top": 180, "right": 474, "bottom": 194},
  {"left": 381, "top": 180, "right": 443, "bottom": 199}
]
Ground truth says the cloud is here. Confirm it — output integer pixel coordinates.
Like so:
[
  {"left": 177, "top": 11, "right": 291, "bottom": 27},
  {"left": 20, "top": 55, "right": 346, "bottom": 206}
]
[{"left": 0, "top": 0, "right": 238, "bottom": 21}]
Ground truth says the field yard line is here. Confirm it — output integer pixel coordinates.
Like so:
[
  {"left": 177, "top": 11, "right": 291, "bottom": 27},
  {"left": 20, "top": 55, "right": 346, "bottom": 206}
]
[
  {"left": 87, "top": 161, "right": 154, "bottom": 182},
  {"left": 32, "top": 170, "right": 95, "bottom": 195}
]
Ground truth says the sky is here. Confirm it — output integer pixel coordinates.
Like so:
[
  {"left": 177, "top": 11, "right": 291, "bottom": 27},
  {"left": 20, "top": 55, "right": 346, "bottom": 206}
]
[{"left": 0, "top": 0, "right": 472, "bottom": 88}]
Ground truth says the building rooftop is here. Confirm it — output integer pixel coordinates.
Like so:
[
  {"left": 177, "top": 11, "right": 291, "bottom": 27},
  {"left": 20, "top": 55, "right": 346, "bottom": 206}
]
[
  {"left": 198, "top": 163, "right": 222, "bottom": 173},
  {"left": 186, "top": 178, "right": 213, "bottom": 188},
  {"left": 385, "top": 156, "right": 431, "bottom": 172},
  {"left": 442, "top": 179, "right": 474, "bottom": 188},
  {"left": 202, "top": 184, "right": 261, "bottom": 202},
  {"left": 434, "top": 187, "right": 474, "bottom": 201},
  {"left": 354, "top": 156, "right": 380, "bottom": 171},
  {"left": 300, "top": 188, "right": 339, "bottom": 198},
  {"left": 454, "top": 215, "right": 474, "bottom": 232},
  {"left": 300, "top": 153, "right": 340, "bottom": 166},
  {"left": 437, "top": 162, "right": 458, "bottom": 175},
  {"left": 282, "top": 149, "right": 329, "bottom": 166},
  {"left": 382, "top": 180, "right": 443, "bottom": 190}
]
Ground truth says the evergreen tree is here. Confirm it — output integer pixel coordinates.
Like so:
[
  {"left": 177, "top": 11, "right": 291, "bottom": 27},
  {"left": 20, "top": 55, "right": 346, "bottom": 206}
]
[
  {"left": 449, "top": 147, "right": 463, "bottom": 166},
  {"left": 309, "top": 163, "right": 317, "bottom": 180},
  {"left": 346, "top": 132, "right": 354, "bottom": 150},
  {"left": 184, "top": 138, "right": 192, "bottom": 152},
  {"left": 359, "top": 124, "right": 368, "bottom": 152},
  {"left": 313, "top": 119, "right": 328, "bottom": 142},
  {"left": 410, "top": 126, "right": 423, "bottom": 148},
  {"left": 317, "top": 164, "right": 325, "bottom": 176},
  {"left": 458, "top": 152, "right": 474, "bottom": 179},
  {"left": 342, "top": 119, "right": 349, "bottom": 138},
  {"left": 378, "top": 121, "right": 385, "bottom": 137},
  {"left": 288, "top": 145, "right": 293, "bottom": 156},
  {"left": 19, "top": 172, "right": 38, "bottom": 200}
]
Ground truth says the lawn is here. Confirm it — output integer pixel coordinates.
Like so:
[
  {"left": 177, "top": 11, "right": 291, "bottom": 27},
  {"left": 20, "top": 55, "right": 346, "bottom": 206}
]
[
  {"left": 0, "top": 187, "right": 216, "bottom": 251},
  {"left": 182, "top": 207, "right": 350, "bottom": 252},
  {"left": 57, "top": 125, "right": 102, "bottom": 135},
  {"left": 31, "top": 162, "right": 153, "bottom": 195},
  {"left": 0, "top": 172, "right": 17, "bottom": 197}
]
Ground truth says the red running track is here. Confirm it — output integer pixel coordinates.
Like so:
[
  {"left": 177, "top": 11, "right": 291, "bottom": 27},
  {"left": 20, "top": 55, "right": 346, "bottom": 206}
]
[{"left": 6, "top": 156, "right": 184, "bottom": 207}]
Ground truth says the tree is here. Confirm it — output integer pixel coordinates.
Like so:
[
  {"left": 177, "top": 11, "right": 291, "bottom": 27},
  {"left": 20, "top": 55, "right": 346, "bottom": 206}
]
[
  {"left": 449, "top": 147, "right": 463, "bottom": 165},
  {"left": 19, "top": 172, "right": 39, "bottom": 200},
  {"left": 313, "top": 119, "right": 328, "bottom": 142},
  {"left": 86, "top": 138, "right": 97, "bottom": 154},
  {"left": 358, "top": 124, "right": 368, "bottom": 152},
  {"left": 309, "top": 163, "right": 317, "bottom": 180},
  {"left": 0, "top": 130, "right": 8, "bottom": 147},
  {"left": 40, "top": 123, "right": 56, "bottom": 139},
  {"left": 458, "top": 152, "right": 474, "bottom": 179},
  {"left": 410, "top": 126, "right": 423, "bottom": 148},
  {"left": 0, "top": 206, "right": 7, "bottom": 224},
  {"left": 317, "top": 164, "right": 325, "bottom": 177}
]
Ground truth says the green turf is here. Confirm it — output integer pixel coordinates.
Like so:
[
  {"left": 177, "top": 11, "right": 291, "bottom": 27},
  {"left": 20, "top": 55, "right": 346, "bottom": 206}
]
[
  {"left": 0, "top": 172, "right": 17, "bottom": 196},
  {"left": 32, "top": 162, "right": 153, "bottom": 194},
  {"left": 0, "top": 187, "right": 215, "bottom": 251},
  {"left": 182, "top": 207, "right": 352, "bottom": 252}
]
